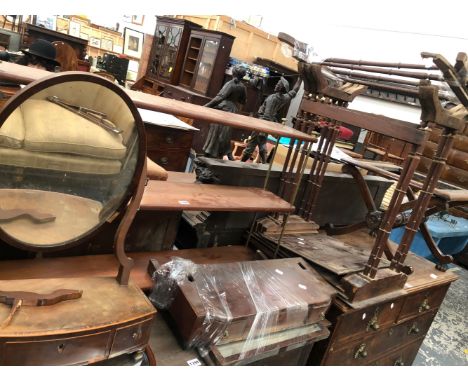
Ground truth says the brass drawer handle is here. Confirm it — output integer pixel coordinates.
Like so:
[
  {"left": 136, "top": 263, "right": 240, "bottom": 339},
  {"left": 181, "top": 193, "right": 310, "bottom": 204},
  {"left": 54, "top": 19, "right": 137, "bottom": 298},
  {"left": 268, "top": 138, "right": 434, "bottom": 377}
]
[
  {"left": 367, "top": 308, "right": 380, "bottom": 331},
  {"left": 408, "top": 323, "right": 420, "bottom": 335},
  {"left": 418, "top": 298, "right": 430, "bottom": 313},
  {"left": 160, "top": 157, "right": 169, "bottom": 165},
  {"left": 354, "top": 343, "right": 368, "bottom": 359},
  {"left": 394, "top": 357, "right": 405, "bottom": 366}
]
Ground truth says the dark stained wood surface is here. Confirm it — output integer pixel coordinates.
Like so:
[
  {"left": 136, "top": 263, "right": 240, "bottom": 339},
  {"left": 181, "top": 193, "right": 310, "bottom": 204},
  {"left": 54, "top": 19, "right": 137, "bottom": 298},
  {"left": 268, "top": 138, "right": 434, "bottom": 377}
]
[
  {"left": 169, "top": 258, "right": 335, "bottom": 347},
  {"left": 300, "top": 98, "right": 427, "bottom": 145},
  {"left": 263, "top": 233, "right": 390, "bottom": 275},
  {"left": 140, "top": 181, "right": 295, "bottom": 212},
  {"left": 0, "top": 61, "right": 315, "bottom": 142},
  {"left": 0, "top": 246, "right": 258, "bottom": 292}
]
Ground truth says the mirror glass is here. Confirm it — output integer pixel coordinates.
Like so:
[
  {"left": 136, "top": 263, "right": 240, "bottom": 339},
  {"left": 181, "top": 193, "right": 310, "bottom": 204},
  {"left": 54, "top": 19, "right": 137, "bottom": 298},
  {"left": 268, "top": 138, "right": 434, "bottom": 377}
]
[{"left": 0, "top": 79, "right": 139, "bottom": 247}]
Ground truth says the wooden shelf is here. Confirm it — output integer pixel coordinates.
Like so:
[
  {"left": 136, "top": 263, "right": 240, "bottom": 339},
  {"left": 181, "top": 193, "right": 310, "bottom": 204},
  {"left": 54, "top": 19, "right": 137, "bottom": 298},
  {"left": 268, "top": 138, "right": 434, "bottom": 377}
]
[
  {"left": 140, "top": 180, "right": 295, "bottom": 212},
  {"left": 0, "top": 62, "right": 317, "bottom": 142},
  {"left": 184, "top": 69, "right": 194, "bottom": 74},
  {"left": 0, "top": 246, "right": 258, "bottom": 292}
]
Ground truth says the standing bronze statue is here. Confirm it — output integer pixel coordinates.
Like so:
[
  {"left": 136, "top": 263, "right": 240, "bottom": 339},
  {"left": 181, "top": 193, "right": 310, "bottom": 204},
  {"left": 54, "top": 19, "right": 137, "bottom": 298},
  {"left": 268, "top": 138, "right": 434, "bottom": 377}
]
[
  {"left": 202, "top": 65, "right": 247, "bottom": 159},
  {"left": 241, "top": 76, "right": 302, "bottom": 163}
]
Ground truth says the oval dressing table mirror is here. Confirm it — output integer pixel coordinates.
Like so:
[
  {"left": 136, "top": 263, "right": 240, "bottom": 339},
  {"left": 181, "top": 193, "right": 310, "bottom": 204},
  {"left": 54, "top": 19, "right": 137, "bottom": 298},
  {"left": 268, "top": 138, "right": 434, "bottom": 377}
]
[{"left": 0, "top": 72, "right": 156, "bottom": 365}]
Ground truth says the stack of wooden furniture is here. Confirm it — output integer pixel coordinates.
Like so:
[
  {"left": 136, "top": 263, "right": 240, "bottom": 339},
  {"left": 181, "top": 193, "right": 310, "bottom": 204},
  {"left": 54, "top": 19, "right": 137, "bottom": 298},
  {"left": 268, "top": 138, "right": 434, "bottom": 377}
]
[
  {"left": 248, "top": 61, "right": 463, "bottom": 365},
  {"left": 162, "top": 257, "right": 335, "bottom": 365},
  {"left": 0, "top": 56, "right": 464, "bottom": 366},
  {"left": 0, "top": 61, "right": 324, "bottom": 365}
]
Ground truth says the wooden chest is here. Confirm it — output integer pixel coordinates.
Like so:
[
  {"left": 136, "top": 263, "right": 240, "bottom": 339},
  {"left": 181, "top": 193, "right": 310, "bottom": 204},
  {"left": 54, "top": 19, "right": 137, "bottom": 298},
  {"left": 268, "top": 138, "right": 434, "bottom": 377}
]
[
  {"left": 0, "top": 277, "right": 156, "bottom": 365},
  {"left": 308, "top": 254, "right": 458, "bottom": 365},
  {"left": 168, "top": 258, "right": 335, "bottom": 350}
]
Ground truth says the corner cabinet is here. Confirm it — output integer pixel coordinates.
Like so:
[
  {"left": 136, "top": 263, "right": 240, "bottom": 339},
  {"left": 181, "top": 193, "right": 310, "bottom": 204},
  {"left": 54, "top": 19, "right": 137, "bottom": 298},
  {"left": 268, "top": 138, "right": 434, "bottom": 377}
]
[{"left": 179, "top": 30, "right": 234, "bottom": 98}]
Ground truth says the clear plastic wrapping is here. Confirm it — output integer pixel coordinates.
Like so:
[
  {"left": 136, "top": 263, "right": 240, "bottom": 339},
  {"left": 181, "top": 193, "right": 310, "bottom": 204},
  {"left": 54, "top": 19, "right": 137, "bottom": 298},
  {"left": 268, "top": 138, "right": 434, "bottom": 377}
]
[
  {"left": 148, "top": 257, "right": 197, "bottom": 309},
  {"left": 149, "top": 257, "right": 332, "bottom": 364}
]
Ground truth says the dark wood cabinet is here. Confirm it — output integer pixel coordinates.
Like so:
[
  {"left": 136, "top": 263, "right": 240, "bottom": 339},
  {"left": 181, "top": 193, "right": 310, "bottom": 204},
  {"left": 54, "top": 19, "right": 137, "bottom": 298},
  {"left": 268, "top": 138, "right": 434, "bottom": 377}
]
[
  {"left": 22, "top": 23, "right": 88, "bottom": 60},
  {"left": 146, "top": 17, "right": 201, "bottom": 86},
  {"left": 179, "top": 29, "right": 234, "bottom": 98},
  {"left": 135, "top": 17, "right": 234, "bottom": 100}
]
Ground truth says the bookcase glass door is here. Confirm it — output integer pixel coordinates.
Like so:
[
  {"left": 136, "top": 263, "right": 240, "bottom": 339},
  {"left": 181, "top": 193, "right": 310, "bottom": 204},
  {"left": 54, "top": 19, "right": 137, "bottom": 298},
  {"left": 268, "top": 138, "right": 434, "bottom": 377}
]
[
  {"left": 149, "top": 24, "right": 182, "bottom": 81},
  {"left": 193, "top": 39, "right": 219, "bottom": 94}
]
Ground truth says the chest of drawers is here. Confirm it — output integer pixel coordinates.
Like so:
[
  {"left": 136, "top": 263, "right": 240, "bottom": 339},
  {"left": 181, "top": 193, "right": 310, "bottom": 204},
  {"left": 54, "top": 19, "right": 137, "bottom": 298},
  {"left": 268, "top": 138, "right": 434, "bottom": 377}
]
[
  {"left": 0, "top": 277, "right": 156, "bottom": 365},
  {"left": 308, "top": 254, "right": 457, "bottom": 365},
  {"left": 145, "top": 122, "right": 195, "bottom": 172}
]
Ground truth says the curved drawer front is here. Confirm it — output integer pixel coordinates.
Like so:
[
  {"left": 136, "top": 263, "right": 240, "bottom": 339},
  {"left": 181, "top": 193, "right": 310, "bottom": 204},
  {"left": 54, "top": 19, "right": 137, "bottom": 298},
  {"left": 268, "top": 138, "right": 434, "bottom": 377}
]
[
  {"left": 110, "top": 318, "right": 153, "bottom": 357},
  {"left": 2, "top": 331, "right": 112, "bottom": 365}
]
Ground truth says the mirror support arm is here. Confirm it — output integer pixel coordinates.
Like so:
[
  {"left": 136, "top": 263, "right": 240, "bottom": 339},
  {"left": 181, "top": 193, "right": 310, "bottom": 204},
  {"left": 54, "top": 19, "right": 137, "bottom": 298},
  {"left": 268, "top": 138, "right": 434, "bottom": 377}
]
[{"left": 115, "top": 159, "right": 148, "bottom": 285}]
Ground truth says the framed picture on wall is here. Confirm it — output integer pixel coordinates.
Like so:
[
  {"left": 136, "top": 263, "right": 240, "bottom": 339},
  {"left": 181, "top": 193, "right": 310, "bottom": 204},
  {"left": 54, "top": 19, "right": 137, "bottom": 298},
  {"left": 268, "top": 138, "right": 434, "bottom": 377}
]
[
  {"left": 123, "top": 27, "right": 144, "bottom": 59},
  {"left": 69, "top": 21, "right": 81, "bottom": 37},
  {"left": 35, "top": 15, "right": 57, "bottom": 31},
  {"left": 56, "top": 17, "right": 69, "bottom": 34},
  {"left": 131, "top": 16, "right": 145, "bottom": 26},
  {"left": 89, "top": 37, "right": 101, "bottom": 49},
  {"left": 101, "top": 38, "right": 113, "bottom": 52}
]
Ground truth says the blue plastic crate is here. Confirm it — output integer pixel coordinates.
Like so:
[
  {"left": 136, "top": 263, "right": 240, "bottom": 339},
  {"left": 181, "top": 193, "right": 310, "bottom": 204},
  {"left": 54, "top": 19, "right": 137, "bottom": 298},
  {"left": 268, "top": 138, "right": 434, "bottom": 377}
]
[{"left": 389, "top": 213, "right": 468, "bottom": 263}]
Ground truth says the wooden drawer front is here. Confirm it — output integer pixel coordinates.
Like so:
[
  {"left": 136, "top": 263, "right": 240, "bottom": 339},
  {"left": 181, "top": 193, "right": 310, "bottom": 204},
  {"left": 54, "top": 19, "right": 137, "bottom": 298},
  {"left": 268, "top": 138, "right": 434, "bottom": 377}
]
[
  {"left": 218, "top": 305, "right": 329, "bottom": 345},
  {"left": 325, "top": 311, "right": 436, "bottom": 365},
  {"left": 110, "top": 319, "right": 153, "bottom": 357},
  {"left": 333, "top": 299, "right": 404, "bottom": 345},
  {"left": 3, "top": 331, "right": 111, "bottom": 365},
  {"left": 370, "top": 338, "right": 424, "bottom": 366},
  {"left": 147, "top": 148, "right": 190, "bottom": 172},
  {"left": 146, "top": 125, "right": 194, "bottom": 150},
  {"left": 398, "top": 284, "right": 449, "bottom": 322}
]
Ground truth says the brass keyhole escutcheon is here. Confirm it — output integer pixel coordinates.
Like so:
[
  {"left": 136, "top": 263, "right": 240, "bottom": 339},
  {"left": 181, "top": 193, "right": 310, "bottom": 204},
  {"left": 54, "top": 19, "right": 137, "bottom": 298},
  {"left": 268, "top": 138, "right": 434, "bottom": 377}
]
[
  {"left": 57, "top": 343, "right": 66, "bottom": 353},
  {"left": 165, "top": 136, "right": 173, "bottom": 144},
  {"left": 354, "top": 343, "right": 368, "bottom": 359}
]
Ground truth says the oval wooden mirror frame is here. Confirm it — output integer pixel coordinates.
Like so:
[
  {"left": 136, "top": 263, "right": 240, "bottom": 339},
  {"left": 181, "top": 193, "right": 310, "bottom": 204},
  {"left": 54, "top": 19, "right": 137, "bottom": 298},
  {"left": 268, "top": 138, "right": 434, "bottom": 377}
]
[{"left": 0, "top": 72, "right": 147, "bottom": 285}]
